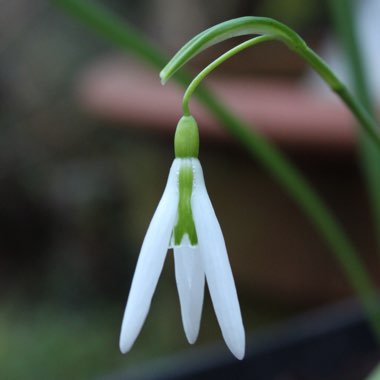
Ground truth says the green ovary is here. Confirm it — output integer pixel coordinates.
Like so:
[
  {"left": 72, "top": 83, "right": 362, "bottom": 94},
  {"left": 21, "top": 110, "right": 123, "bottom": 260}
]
[
  {"left": 174, "top": 116, "right": 199, "bottom": 158},
  {"left": 173, "top": 163, "right": 198, "bottom": 246}
]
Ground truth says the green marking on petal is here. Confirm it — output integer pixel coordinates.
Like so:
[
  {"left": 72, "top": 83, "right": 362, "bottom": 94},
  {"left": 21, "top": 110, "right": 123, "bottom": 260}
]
[{"left": 173, "top": 162, "right": 198, "bottom": 246}]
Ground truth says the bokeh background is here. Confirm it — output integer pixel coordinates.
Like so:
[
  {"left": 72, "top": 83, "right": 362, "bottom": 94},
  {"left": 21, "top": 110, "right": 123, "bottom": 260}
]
[{"left": 0, "top": 0, "right": 379, "bottom": 379}]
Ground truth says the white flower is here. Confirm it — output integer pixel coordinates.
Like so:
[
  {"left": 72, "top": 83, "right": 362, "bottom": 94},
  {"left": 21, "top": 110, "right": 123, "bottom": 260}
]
[{"left": 119, "top": 157, "right": 245, "bottom": 359}]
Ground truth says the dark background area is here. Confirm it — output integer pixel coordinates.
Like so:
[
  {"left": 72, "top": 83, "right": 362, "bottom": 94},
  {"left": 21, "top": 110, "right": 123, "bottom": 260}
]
[{"left": 0, "top": 1, "right": 377, "bottom": 379}]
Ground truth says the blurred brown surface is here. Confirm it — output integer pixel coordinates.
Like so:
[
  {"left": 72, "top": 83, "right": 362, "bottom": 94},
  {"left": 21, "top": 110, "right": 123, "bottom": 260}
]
[{"left": 77, "top": 56, "right": 357, "bottom": 152}]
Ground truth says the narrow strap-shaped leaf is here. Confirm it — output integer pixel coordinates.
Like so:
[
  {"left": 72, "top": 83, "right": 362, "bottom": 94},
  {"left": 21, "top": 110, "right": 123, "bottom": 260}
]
[
  {"left": 160, "top": 17, "right": 301, "bottom": 83},
  {"left": 160, "top": 16, "right": 380, "bottom": 153}
]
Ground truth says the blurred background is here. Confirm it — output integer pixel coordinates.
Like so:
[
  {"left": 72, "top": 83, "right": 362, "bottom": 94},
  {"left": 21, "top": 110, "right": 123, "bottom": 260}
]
[{"left": 0, "top": 0, "right": 379, "bottom": 379}]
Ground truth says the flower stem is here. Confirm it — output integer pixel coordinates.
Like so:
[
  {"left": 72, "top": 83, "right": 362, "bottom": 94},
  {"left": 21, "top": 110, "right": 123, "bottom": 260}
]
[
  {"left": 182, "top": 35, "right": 272, "bottom": 116},
  {"left": 161, "top": 17, "right": 380, "bottom": 153},
  {"left": 54, "top": 0, "right": 380, "bottom": 341},
  {"left": 297, "top": 45, "right": 380, "bottom": 155}
]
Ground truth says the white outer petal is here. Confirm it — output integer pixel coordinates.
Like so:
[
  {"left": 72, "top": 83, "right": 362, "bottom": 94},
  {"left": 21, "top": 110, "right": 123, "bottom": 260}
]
[
  {"left": 119, "top": 159, "right": 180, "bottom": 353},
  {"left": 174, "top": 240, "right": 205, "bottom": 344},
  {"left": 191, "top": 158, "right": 245, "bottom": 360}
]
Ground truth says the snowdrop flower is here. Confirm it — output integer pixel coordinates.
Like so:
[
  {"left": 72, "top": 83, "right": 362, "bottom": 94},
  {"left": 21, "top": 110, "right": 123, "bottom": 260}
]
[{"left": 119, "top": 116, "right": 245, "bottom": 359}]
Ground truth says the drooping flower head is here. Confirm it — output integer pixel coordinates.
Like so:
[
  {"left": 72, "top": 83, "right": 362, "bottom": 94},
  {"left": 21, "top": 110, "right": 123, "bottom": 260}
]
[{"left": 120, "top": 116, "right": 245, "bottom": 359}]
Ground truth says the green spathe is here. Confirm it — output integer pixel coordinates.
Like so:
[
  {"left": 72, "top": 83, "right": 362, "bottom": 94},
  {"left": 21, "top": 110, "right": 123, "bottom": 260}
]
[
  {"left": 174, "top": 116, "right": 199, "bottom": 158},
  {"left": 173, "top": 161, "right": 198, "bottom": 246}
]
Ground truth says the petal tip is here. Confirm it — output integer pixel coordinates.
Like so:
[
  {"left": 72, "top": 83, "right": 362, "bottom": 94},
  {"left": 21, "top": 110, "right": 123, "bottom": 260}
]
[
  {"left": 119, "top": 339, "right": 130, "bottom": 354},
  {"left": 232, "top": 346, "right": 245, "bottom": 360},
  {"left": 119, "top": 322, "right": 137, "bottom": 354},
  {"left": 185, "top": 330, "right": 199, "bottom": 345},
  {"left": 227, "top": 331, "right": 245, "bottom": 360},
  {"left": 222, "top": 326, "right": 245, "bottom": 360}
]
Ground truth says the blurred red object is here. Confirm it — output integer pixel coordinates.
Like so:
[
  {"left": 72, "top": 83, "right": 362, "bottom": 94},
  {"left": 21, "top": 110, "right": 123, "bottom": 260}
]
[{"left": 76, "top": 56, "right": 358, "bottom": 152}]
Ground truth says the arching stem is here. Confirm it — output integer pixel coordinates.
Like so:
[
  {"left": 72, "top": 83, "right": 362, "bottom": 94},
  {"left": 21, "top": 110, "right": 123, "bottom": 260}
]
[{"left": 182, "top": 35, "right": 272, "bottom": 116}]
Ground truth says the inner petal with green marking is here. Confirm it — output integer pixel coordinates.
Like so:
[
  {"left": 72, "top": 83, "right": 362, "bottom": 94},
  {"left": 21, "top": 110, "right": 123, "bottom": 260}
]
[{"left": 173, "top": 160, "right": 198, "bottom": 246}]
